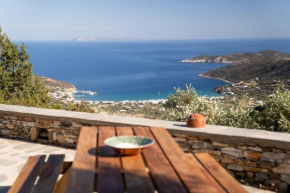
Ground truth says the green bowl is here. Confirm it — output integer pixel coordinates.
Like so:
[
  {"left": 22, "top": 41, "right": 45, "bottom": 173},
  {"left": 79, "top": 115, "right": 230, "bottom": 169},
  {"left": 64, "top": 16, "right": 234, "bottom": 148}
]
[{"left": 104, "top": 136, "right": 154, "bottom": 155}]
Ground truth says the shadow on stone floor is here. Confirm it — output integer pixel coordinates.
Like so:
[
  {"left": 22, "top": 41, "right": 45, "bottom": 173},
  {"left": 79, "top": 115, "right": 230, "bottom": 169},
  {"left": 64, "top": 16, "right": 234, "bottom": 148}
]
[
  {"left": 0, "top": 186, "right": 10, "bottom": 193},
  {"left": 0, "top": 136, "right": 75, "bottom": 150}
]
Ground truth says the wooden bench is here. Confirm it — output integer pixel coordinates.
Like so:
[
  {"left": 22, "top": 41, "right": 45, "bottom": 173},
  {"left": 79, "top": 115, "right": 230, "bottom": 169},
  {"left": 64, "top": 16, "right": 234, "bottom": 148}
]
[
  {"left": 8, "top": 154, "right": 65, "bottom": 193},
  {"left": 9, "top": 126, "right": 248, "bottom": 193}
]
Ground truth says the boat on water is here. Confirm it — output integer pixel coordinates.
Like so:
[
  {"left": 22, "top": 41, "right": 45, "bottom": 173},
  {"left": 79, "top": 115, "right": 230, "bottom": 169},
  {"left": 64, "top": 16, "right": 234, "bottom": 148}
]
[
  {"left": 87, "top": 90, "right": 97, "bottom": 95},
  {"left": 76, "top": 90, "right": 98, "bottom": 96}
]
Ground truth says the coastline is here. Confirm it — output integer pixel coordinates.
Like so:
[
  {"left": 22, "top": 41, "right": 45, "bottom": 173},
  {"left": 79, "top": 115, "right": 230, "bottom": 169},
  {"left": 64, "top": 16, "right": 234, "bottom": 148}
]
[
  {"left": 181, "top": 59, "right": 232, "bottom": 64},
  {"left": 72, "top": 92, "right": 226, "bottom": 104},
  {"left": 73, "top": 94, "right": 226, "bottom": 105},
  {"left": 74, "top": 98, "right": 169, "bottom": 105},
  {"left": 198, "top": 73, "right": 233, "bottom": 84}
]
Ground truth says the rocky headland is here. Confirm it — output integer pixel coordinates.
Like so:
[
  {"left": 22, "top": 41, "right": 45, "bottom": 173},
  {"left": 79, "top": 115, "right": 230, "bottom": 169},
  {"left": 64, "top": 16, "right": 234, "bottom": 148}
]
[
  {"left": 183, "top": 50, "right": 290, "bottom": 100},
  {"left": 41, "top": 77, "right": 77, "bottom": 92},
  {"left": 41, "top": 77, "right": 77, "bottom": 102},
  {"left": 200, "top": 50, "right": 290, "bottom": 83},
  {"left": 181, "top": 50, "right": 290, "bottom": 64}
]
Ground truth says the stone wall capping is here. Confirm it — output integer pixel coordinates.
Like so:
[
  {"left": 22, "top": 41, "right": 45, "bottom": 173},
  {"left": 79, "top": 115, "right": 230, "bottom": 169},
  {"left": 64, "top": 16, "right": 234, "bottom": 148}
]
[{"left": 1, "top": 104, "right": 290, "bottom": 148}]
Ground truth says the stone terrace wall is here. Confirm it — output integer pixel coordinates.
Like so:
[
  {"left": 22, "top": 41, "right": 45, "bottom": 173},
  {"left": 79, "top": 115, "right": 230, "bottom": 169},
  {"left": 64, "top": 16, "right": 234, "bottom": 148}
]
[
  {"left": 0, "top": 114, "right": 81, "bottom": 147},
  {"left": 1, "top": 104, "right": 290, "bottom": 192},
  {"left": 169, "top": 132, "right": 290, "bottom": 192}
]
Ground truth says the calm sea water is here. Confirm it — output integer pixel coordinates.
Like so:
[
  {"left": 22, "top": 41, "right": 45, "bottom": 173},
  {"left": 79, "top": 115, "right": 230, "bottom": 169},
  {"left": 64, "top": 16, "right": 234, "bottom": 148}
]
[{"left": 16, "top": 38, "right": 290, "bottom": 101}]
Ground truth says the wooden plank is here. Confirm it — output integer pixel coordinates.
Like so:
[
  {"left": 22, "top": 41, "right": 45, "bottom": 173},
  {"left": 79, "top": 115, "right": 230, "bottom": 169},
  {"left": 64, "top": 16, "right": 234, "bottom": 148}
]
[
  {"left": 116, "top": 127, "right": 155, "bottom": 193},
  {"left": 133, "top": 126, "right": 187, "bottom": 193},
  {"left": 54, "top": 167, "right": 72, "bottom": 193},
  {"left": 60, "top": 161, "right": 72, "bottom": 174},
  {"left": 195, "top": 153, "right": 248, "bottom": 193},
  {"left": 65, "top": 127, "right": 97, "bottom": 193},
  {"left": 150, "top": 127, "right": 226, "bottom": 193},
  {"left": 8, "top": 155, "right": 45, "bottom": 193},
  {"left": 32, "top": 154, "right": 65, "bottom": 193},
  {"left": 116, "top": 126, "right": 133, "bottom": 136},
  {"left": 97, "top": 126, "right": 124, "bottom": 193}
]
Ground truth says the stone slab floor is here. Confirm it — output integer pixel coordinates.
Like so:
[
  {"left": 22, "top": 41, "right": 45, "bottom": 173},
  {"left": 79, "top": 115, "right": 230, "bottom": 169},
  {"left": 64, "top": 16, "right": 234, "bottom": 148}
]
[{"left": 0, "top": 137, "right": 274, "bottom": 193}]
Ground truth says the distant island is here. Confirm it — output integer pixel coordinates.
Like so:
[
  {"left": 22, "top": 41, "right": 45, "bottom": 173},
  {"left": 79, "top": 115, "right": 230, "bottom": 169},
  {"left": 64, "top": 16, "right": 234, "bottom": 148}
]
[
  {"left": 68, "top": 37, "right": 141, "bottom": 42},
  {"left": 183, "top": 50, "right": 290, "bottom": 99}
]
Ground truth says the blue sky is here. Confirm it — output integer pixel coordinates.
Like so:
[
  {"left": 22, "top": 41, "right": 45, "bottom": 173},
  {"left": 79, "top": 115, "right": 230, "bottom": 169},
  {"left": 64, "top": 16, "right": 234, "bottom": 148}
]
[{"left": 0, "top": 0, "right": 290, "bottom": 41}]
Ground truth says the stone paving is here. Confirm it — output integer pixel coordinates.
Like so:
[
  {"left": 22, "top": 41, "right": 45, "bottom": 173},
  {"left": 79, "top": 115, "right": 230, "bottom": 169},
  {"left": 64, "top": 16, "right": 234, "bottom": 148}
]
[
  {"left": 0, "top": 137, "right": 273, "bottom": 193},
  {"left": 0, "top": 137, "right": 75, "bottom": 193}
]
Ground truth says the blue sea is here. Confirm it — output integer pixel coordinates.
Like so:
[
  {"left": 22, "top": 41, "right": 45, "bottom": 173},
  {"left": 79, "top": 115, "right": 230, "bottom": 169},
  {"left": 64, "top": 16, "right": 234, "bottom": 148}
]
[{"left": 16, "top": 38, "right": 290, "bottom": 101}]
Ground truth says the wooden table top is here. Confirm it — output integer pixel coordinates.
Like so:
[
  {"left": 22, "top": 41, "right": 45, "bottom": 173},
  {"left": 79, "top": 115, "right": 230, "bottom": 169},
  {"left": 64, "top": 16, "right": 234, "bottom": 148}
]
[
  {"left": 9, "top": 126, "right": 248, "bottom": 193},
  {"left": 65, "top": 126, "right": 247, "bottom": 193}
]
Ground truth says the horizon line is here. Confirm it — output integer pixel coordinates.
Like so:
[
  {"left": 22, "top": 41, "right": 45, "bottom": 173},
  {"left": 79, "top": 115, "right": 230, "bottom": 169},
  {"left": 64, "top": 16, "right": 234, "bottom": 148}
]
[{"left": 11, "top": 36, "right": 290, "bottom": 42}]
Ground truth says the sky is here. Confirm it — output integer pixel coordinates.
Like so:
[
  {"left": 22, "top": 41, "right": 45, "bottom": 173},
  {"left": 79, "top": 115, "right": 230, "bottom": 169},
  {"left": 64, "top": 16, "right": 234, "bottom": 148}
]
[{"left": 0, "top": 0, "right": 290, "bottom": 41}]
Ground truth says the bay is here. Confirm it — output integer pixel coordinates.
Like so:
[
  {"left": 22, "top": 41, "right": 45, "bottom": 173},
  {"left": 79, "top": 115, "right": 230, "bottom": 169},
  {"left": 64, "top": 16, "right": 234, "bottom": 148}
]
[{"left": 15, "top": 38, "right": 290, "bottom": 101}]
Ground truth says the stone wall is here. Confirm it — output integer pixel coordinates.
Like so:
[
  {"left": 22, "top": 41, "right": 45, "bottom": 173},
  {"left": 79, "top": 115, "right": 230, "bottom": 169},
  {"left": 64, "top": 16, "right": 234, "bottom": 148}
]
[
  {"left": 1, "top": 104, "right": 290, "bottom": 192},
  {"left": 170, "top": 132, "right": 290, "bottom": 192},
  {"left": 0, "top": 114, "right": 82, "bottom": 148}
]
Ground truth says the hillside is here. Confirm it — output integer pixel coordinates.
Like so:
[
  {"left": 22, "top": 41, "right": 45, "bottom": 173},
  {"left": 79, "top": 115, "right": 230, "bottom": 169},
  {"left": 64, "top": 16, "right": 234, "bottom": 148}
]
[
  {"left": 40, "top": 77, "right": 77, "bottom": 92},
  {"left": 195, "top": 50, "right": 290, "bottom": 99},
  {"left": 199, "top": 50, "right": 290, "bottom": 83},
  {"left": 182, "top": 50, "right": 290, "bottom": 64},
  {"left": 203, "top": 58, "right": 290, "bottom": 83}
]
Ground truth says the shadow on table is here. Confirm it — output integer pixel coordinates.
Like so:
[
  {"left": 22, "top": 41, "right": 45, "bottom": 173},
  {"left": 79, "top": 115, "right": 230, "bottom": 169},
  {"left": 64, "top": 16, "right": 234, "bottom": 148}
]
[{"left": 88, "top": 146, "right": 120, "bottom": 158}]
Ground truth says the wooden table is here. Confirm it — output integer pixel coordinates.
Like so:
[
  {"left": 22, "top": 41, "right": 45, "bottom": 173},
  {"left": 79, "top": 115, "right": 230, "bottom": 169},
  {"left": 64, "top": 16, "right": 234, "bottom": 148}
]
[{"left": 9, "top": 126, "right": 247, "bottom": 193}]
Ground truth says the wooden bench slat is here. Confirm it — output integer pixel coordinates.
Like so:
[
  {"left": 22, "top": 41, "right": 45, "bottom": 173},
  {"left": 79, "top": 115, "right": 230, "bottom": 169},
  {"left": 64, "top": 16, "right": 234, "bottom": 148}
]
[
  {"left": 65, "top": 127, "right": 97, "bottom": 193},
  {"left": 195, "top": 153, "right": 248, "bottom": 193},
  {"left": 150, "top": 127, "right": 226, "bottom": 193},
  {"left": 54, "top": 166, "right": 72, "bottom": 193},
  {"left": 133, "top": 126, "right": 187, "bottom": 193},
  {"left": 97, "top": 126, "right": 124, "bottom": 193},
  {"left": 8, "top": 155, "right": 46, "bottom": 193},
  {"left": 116, "top": 127, "right": 155, "bottom": 193},
  {"left": 32, "top": 154, "right": 65, "bottom": 193},
  {"left": 60, "top": 161, "right": 72, "bottom": 174}
]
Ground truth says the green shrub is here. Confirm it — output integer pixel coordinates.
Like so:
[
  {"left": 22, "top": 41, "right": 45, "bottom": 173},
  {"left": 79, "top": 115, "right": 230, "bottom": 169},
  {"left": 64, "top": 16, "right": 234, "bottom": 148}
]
[
  {"left": 164, "top": 85, "right": 289, "bottom": 132},
  {"left": 250, "top": 90, "right": 290, "bottom": 132},
  {"left": 220, "top": 96, "right": 259, "bottom": 129},
  {"left": 164, "top": 85, "right": 227, "bottom": 125},
  {"left": 65, "top": 101, "right": 95, "bottom": 113}
]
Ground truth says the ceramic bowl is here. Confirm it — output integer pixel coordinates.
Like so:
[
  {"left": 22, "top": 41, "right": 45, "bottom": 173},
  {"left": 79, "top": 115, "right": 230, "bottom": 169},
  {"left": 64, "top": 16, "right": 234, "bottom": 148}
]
[{"left": 104, "top": 136, "right": 154, "bottom": 155}]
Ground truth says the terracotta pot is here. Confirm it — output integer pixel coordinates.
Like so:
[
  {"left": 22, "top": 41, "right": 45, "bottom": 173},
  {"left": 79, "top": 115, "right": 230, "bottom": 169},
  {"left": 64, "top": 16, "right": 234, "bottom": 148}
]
[{"left": 187, "top": 113, "right": 206, "bottom": 128}]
